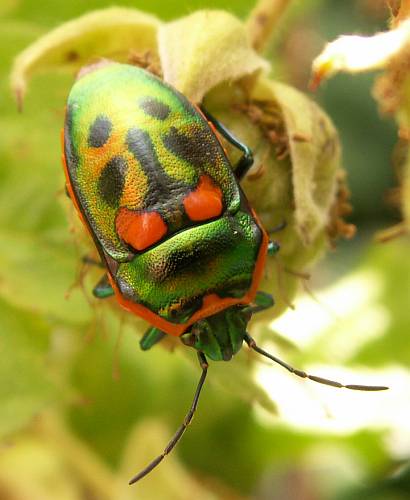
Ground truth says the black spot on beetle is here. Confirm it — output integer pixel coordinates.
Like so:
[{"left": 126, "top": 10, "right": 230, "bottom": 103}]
[
  {"left": 98, "top": 156, "right": 127, "bottom": 207},
  {"left": 126, "top": 127, "right": 189, "bottom": 209},
  {"left": 162, "top": 126, "right": 221, "bottom": 168},
  {"left": 127, "top": 127, "right": 160, "bottom": 174},
  {"left": 88, "top": 115, "right": 113, "bottom": 148},
  {"left": 139, "top": 97, "right": 171, "bottom": 120}
]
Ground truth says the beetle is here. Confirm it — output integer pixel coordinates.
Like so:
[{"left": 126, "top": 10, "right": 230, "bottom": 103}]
[{"left": 62, "top": 62, "right": 387, "bottom": 484}]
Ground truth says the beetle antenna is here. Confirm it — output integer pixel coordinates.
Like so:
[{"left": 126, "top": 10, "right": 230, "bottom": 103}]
[
  {"left": 268, "top": 220, "right": 287, "bottom": 234},
  {"left": 244, "top": 333, "right": 388, "bottom": 391},
  {"left": 129, "top": 352, "right": 208, "bottom": 485}
]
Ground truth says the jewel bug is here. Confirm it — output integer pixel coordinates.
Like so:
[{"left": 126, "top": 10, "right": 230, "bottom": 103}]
[{"left": 62, "top": 62, "right": 388, "bottom": 484}]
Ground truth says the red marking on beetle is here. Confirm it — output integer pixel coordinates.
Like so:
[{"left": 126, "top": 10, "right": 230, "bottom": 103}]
[
  {"left": 183, "top": 175, "right": 223, "bottom": 221},
  {"left": 116, "top": 208, "right": 167, "bottom": 251}
]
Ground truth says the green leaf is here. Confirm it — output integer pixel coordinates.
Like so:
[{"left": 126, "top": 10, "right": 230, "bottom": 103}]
[
  {"left": 0, "top": 300, "right": 57, "bottom": 438},
  {"left": 0, "top": 230, "right": 91, "bottom": 325}
]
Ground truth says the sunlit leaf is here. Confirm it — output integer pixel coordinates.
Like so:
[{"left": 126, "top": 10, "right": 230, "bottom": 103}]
[{"left": 352, "top": 241, "right": 410, "bottom": 366}]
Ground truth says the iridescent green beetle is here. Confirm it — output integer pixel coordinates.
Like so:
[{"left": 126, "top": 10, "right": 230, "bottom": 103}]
[{"left": 62, "top": 62, "right": 387, "bottom": 484}]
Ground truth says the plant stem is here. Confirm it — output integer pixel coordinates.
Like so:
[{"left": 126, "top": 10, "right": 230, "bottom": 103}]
[
  {"left": 247, "top": 0, "right": 293, "bottom": 53},
  {"left": 374, "top": 222, "right": 407, "bottom": 242}
]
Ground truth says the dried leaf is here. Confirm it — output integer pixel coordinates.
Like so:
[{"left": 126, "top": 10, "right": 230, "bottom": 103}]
[
  {"left": 10, "top": 7, "right": 161, "bottom": 108},
  {"left": 311, "top": 18, "right": 410, "bottom": 89},
  {"left": 158, "top": 10, "right": 269, "bottom": 102},
  {"left": 257, "top": 79, "right": 340, "bottom": 244},
  {"left": 312, "top": 16, "right": 410, "bottom": 232}
]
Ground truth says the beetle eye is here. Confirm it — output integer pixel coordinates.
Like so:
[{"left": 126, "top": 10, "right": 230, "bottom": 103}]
[{"left": 183, "top": 175, "right": 223, "bottom": 221}]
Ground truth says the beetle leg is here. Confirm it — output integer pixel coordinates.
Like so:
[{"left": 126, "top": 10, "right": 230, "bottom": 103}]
[
  {"left": 244, "top": 291, "right": 274, "bottom": 314},
  {"left": 140, "top": 327, "right": 167, "bottom": 351},
  {"left": 129, "top": 352, "right": 209, "bottom": 484},
  {"left": 232, "top": 147, "right": 254, "bottom": 181},
  {"left": 200, "top": 106, "right": 254, "bottom": 180},
  {"left": 267, "top": 220, "right": 287, "bottom": 256},
  {"left": 82, "top": 255, "right": 105, "bottom": 268},
  {"left": 268, "top": 220, "right": 287, "bottom": 234},
  {"left": 244, "top": 333, "right": 389, "bottom": 392},
  {"left": 268, "top": 240, "right": 280, "bottom": 256},
  {"left": 92, "top": 275, "right": 115, "bottom": 299}
]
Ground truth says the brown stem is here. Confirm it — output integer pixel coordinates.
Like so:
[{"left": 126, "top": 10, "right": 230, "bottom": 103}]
[
  {"left": 247, "top": 0, "right": 293, "bottom": 53},
  {"left": 374, "top": 222, "right": 407, "bottom": 242}
]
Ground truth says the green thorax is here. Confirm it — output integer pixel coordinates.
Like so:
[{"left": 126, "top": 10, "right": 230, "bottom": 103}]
[
  {"left": 180, "top": 306, "right": 251, "bottom": 361},
  {"left": 114, "top": 209, "right": 262, "bottom": 324}
]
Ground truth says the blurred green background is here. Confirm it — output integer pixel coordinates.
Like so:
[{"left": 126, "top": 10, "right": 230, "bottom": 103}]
[{"left": 1, "top": 1, "right": 409, "bottom": 499}]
